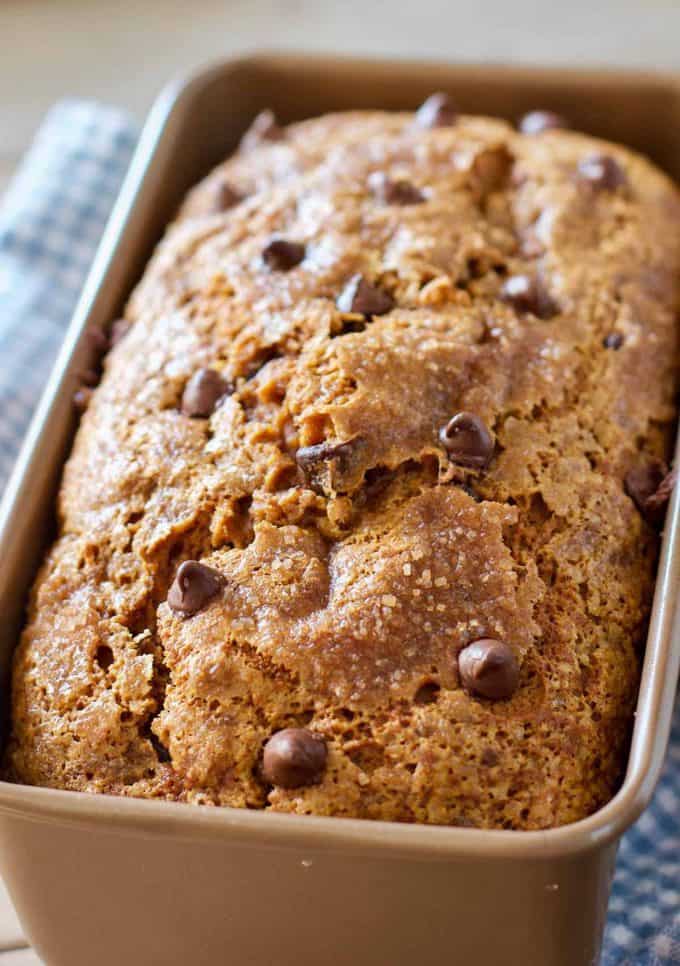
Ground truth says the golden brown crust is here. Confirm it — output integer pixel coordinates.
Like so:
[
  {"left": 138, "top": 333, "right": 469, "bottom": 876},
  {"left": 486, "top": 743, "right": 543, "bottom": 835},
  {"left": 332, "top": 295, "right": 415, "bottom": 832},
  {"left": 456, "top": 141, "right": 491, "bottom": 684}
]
[{"left": 6, "top": 109, "right": 680, "bottom": 828}]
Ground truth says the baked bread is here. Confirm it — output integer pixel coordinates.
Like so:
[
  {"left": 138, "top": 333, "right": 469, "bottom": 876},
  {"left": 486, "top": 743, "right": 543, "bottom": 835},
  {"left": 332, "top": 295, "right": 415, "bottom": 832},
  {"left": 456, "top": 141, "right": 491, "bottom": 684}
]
[{"left": 6, "top": 96, "right": 680, "bottom": 829}]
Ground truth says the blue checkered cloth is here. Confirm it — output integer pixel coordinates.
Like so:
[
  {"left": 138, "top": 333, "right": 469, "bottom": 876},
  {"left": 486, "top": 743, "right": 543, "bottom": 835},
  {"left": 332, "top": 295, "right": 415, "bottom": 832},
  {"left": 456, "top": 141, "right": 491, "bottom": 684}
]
[
  {"left": 0, "top": 101, "right": 678, "bottom": 965},
  {"left": 0, "top": 100, "right": 137, "bottom": 487}
]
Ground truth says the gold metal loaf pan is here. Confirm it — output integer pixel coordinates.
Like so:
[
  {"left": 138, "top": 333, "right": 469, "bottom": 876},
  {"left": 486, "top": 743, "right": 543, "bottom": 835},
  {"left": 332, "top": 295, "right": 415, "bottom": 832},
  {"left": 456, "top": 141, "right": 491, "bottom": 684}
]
[{"left": 0, "top": 55, "right": 679, "bottom": 966}]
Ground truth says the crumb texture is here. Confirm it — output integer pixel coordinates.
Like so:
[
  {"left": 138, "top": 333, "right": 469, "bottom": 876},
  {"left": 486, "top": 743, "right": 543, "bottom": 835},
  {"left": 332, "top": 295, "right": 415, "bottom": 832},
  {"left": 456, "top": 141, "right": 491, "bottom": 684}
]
[{"left": 6, "top": 108, "right": 680, "bottom": 828}]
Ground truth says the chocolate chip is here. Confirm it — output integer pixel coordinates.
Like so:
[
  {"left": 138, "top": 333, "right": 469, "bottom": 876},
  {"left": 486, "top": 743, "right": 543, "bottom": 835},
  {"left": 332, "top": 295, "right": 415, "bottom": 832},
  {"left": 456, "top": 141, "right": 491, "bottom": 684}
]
[
  {"left": 458, "top": 639, "right": 520, "bottom": 700},
  {"left": 645, "top": 468, "right": 677, "bottom": 522},
  {"left": 110, "top": 319, "right": 131, "bottom": 346},
  {"left": 213, "top": 180, "right": 244, "bottom": 212},
  {"left": 73, "top": 387, "right": 94, "bottom": 412},
  {"left": 181, "top": 368, "right": 232, "bottom": 418},
  {"left": 439, "top": 412, "right": 494, "bottom": 469},
  {"left": 368, "top": 172, "right": 425, "bottom": 205},
  {"left": 167, "top": 560, "right": 223, "bottom": 617},
  {"left": 296, "top": 437, "right": 365, "bottom": 494},
  {"left": 296, "top": 439, "right": 357, "bottom": 470},
  {"left": 519, "top": 110, "right": 568, "bottom": 135},
  {"left": 337, "top": 275, "right": 394, "bottom": 317},
  {"left": 262, "top": 728, "right": 327, "bottom": 788},
  {"left": 415, "top": 92, "right": 457, "bottom": 128},
  {"left": 241, "top": 109, "right": 284, "bottom": 149},
  {"left": 500, "top": 274, "right": 557, "bottom": 320},
  {"left": 577, "top": 154, "right": 627, "bottom": 191},
  {"left": 603, "top": 332, "right": 624, "bottom": 350},
  {"left": 262, "top": 237, "right": 306, "bottom": 271},
  {"left": 470, "top": 146, "right": 513, "bottom": 195},
  {"left": 625, "top": 459, "right": 667, "bottom": 515},
  {"left": 626, "top": 461, "right": 676, "bottom": 525},
  {"left": 296, "top": 441, "right": 330, "bottom": 469}
]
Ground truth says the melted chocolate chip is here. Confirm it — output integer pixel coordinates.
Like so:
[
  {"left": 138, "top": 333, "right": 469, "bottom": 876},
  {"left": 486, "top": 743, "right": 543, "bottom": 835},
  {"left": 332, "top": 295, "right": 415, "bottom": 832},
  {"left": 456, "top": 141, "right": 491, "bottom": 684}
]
[
  {"left": 578, "top": 154, "right": 627, "bottom": 191},
  {"left": 337, "top": 275, "right": 394, "bottom": 317},
  {"left": 500, "top": 274, "right": 557, "bottom": 320},
  {"left": 519, "top": 110, "right": 568, "bottom": 135},
  {"left": 262, "top": 728, "right": 327, "bottom": 788},
  {"left": 368, "top": 172, "right": 425, "bottom": 205},
  {"left": 213, "top": 180, "right": 244, "bottom": 212},
  {"left": 458, "top": 639, "right": 520, "bottom": 700},
  {"left": 296, "top": 439, "right": 354, "bottom": 470},
  {"left": 603, "top": 332, "right": 624, "bottom": 350},
  {"left": 439, "top": 412, "right": 494, "bottom": 469},
  {"left": 262, "top": 237, "right": 306, "bottom": 271},
  {"left": 167, "top": 561, "right": 223, "bottom": 618},
  {"left": 181, "top": 368, "right": 232, "bottom": 418},
  {"left": 296, "top": 438, "right": 364, "bottom": 494},
  {"left": 241, "top": 109, "right": 284, "bottom": 148},
  {"left": 415, "top": 92, "right": 457, "bottom": 128},
  {"left": 295, "top": 437, "right": 359, "bottom": 474}
]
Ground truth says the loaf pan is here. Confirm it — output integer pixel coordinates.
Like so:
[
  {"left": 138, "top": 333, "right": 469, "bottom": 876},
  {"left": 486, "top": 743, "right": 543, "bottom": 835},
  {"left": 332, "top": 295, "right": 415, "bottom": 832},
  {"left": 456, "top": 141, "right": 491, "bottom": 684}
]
[{"left": 0, "top": 55, "right": 679, "bottom": 966}]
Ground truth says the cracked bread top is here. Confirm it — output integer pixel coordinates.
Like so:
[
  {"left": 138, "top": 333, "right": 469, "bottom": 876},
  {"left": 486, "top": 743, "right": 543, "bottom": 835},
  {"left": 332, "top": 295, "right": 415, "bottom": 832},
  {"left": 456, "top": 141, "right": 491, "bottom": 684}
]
[{"left": 6, "top": 99, "right": 680, "bottom": 828}]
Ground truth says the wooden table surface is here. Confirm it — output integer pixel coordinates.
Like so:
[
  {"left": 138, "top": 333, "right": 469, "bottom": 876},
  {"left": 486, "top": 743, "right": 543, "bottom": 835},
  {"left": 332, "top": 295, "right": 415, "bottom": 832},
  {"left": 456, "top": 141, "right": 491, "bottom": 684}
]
[{"left": 0, "top": 0, "right": 677, "bottom": 960}]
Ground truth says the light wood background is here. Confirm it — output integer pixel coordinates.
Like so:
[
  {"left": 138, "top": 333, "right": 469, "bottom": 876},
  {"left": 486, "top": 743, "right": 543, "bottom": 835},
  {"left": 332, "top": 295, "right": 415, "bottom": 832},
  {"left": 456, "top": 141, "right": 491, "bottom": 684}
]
[{"left": 0, "top": 0, "right": 677, "bottom": 960}]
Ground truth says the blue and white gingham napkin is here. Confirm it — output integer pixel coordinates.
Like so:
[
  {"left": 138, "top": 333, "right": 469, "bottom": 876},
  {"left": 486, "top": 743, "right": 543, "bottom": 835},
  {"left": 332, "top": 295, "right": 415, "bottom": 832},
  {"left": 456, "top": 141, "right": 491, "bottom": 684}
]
[
  {"left": 0, "top": 100, "right": 137, "bottom": 488},
  {"left": 0, "top": 100, "right": 678, "bottom": 965}
]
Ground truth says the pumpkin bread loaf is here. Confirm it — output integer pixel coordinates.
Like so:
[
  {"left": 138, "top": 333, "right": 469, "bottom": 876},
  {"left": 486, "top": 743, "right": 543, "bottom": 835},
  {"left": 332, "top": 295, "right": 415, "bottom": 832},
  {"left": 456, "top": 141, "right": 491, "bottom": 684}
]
[{"left": 6, "top": 97, "right": 680, "bottom": 829}]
